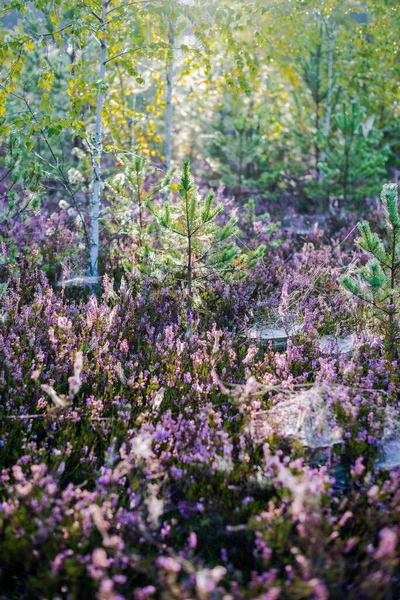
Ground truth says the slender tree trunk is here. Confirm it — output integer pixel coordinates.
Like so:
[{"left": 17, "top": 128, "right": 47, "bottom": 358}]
[
  {"left": 343, "top": 147, "right": 349, "bottom": 206},
  {"left": 315, "top": 101, "right": 320, "bottom": 180},
  {"left": 165, "top": 21, "right": 175, "bottom": 171},
  {"left": 185, "top": 187, "right": 193, "bottom": 338},
  {"left": 69, "top": 47, "right": 81, "bottom": 165},
  {"left": 387, "top": 228, "right": 398, "bottom": 359},
  {"left": 238, "top": 130, "right": 244, "bottom": 196},
  {"left": 136, "top": 170, "right": 144, "bottom": 247},
  {"left": 342, "top": 123, "right": 355, "bottom": 207},
  {"left": 130, "top": 91, "right": 136, "bottom": 154},
  {"left": 185, "top": 189, "right": 192, "bottom": 303},
  {"left": 89, "top": 0, "right": 107, "bottom": 278},
  {"left": 187, "top": 234, "right": 192, "bottom": 299},
  {"left": 186, "top": 232, "right": 193, "bottom": 339},
  {"left": 319, "top": 18, "right": 334, "bottom": 186}
]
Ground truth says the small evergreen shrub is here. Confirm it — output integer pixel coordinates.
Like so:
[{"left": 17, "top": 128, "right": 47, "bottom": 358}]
[
  {"left": 341, "top": 183, "right": 400, "bottom": 359},
  {"left": 146, "top": 159, "right": 265, "bottom": 314}
]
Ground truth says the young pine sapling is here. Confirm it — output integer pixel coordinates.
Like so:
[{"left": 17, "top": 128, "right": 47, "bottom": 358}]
[
  {"left": 106, "top": 147, "right": 174, "bottom": 251},
  {"left": 147, "top": 159, "right": 265, "bottom": 322},
  {"left": 321, "top": 103, "right": 389, "bottom": 206},
  {"left": 300, "top": 39, "right": 328, "bottom": 181},
  {"left": 341, "top": 183, "right": 400, "bottom": 360}
]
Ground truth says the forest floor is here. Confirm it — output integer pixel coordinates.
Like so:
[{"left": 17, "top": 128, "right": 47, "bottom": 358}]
[{"left": 0, "top": 186, "right": 399, "bottom": 600}]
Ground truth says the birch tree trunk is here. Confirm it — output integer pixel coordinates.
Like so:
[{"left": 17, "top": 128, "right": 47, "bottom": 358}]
[
  {"left": 318, "top": 18, "right": 334, "bottom": 186},
  {"left": 89, "top": 0, "right": 107, "bottom": 278},
  {"left": 165, "top": 21, "right": 175, "bottom": 172}
]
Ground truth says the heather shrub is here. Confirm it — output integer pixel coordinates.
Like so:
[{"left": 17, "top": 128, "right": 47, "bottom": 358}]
[{"left": 1, "top": 167, "right": 399, "bottom": 600}]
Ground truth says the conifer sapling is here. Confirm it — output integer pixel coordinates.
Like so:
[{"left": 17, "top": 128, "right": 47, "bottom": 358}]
[
  {"left": 106, "top": 146, "right": 174, "bottom": 252},
  {"left": 146, "top": 159, "right": 265, "bottom": 318},
  {"left": 341, "top": 183, "right": 400, "bottom": 359},
  {"left": 321, "top": 103, "right": 389, "bottom": 206}
]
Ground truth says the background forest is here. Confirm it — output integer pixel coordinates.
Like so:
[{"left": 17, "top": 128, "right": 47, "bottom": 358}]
[{"left": 0, "top": 1, "right": 400, "bottom": 599}]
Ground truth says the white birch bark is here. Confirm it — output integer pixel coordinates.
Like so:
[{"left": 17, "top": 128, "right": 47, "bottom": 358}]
[{"left": 89, "top": 0, "right": 107, "bottom": 278}]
